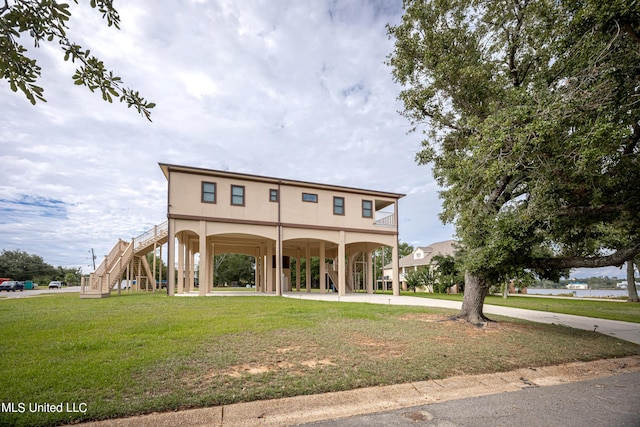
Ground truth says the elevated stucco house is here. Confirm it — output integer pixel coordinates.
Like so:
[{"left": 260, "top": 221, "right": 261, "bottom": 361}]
[
  {"left": 81, "top": 164, "right": 404, "bottom": 298},
  {"left": 384, "top": 240, "right": 457, "bottom": 289},
  {"left": 162, "top": 164, "right": 405, "bottom": 296}
]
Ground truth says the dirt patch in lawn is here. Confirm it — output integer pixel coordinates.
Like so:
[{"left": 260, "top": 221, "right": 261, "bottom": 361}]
[
  {"left": 204, "top": 358, "right": 338, "bottom": 380},
  {"left": 350, "top": 332, "right": 406, "bottom": 358},
  {"left": 401, "top": 313, "right": 524, "bottom": 335}
]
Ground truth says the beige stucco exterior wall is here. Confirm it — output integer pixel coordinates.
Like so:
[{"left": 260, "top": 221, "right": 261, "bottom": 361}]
[{"left": 161, "top": 164, "right": 403, "bottom": 297}]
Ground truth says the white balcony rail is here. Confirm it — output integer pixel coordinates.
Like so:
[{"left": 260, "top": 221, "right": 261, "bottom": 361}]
[{"left": 374, "top": 212, "right": 396, "bottom": 227}]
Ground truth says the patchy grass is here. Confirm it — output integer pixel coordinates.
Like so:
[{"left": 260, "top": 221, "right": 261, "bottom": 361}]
[
  {"left": 401, "top": 292, "right": 640, "bottom": 323},
  {"left": 0, "top": 293, "right": 638, "bottom": 426}
]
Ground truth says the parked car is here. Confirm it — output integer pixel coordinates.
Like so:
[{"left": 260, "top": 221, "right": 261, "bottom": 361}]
[
  {"left": 0, "top": 281, "right": 24, "bottom": 292},
  {"left": 48, "top": 281, "right": 63, "bottom": 289}
]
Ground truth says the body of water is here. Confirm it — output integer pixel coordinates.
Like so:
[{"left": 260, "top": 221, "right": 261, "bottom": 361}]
[{"left": 526, "top": 288, "right": 632, "bottom": 298}]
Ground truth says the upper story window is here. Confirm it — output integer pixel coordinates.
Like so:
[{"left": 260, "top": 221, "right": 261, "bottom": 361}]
[
  {"left": 269, "top": 188, "right": 279, "bottom": 202},
  {"left": 202, "top": 182, "right": 216, "bottom": 203},
  {"left": 362, "top": 200, "right": 373, "bottom": 218},
  {"left": 302, "top": 193, "right": 318, "bottom": 203},
  {"left": 333, "top": 196, "right": 345, "bottom": 215},
  {"left": 231, "top": 185, "right": 245, "bottom": 206}
]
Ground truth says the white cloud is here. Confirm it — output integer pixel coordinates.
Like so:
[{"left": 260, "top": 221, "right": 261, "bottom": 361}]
[{"left": 0, "top": 0, "right": 450, "bottom": 273}]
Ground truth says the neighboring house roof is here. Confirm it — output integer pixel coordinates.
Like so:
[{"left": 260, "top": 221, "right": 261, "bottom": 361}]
[{"left": 385, "top": 240, "right": 458, "bottom": 269}]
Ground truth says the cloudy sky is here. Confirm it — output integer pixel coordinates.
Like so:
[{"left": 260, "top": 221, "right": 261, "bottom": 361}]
[{"left": 0, "top": 0, "right": 622, "bottom": 279}]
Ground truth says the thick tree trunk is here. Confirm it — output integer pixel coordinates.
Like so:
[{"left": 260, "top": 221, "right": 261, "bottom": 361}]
[
  {"left": 456, "top": 271, "right": 492, "bottom": 324},
  {"left": 627, "top": 261, "right": 639, "bottom": 302}
]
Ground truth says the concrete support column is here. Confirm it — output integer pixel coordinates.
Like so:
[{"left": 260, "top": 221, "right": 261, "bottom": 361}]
[
  {"left": 152, "top": 241, "right": 157, "bottom": 292},
  {"left": 254, "top": 247, "right": 260, "bottom": 292},
  {"left": 295, "top": 249, "right": 301, "bottom": 292},
  {"left": 338, "top": 231, "right": 346, "bottom": 296},
  {"left": 208, "top": 242, "right": 215, "bottom": 293},
  {"left": 260, "top": 245, "right": 266, "bottom": 292},
  {"left": 177, "top": 235, "right": 185, "bottom": 294},
  {"left": 261, "top": 245, "right": 267, "bottom": 293},
  {"left": 275, "top": 229, "right": 282, "bottom": 296},
  {"left": 266, "top": 242, "right": 273, "bottom": 293},
  {"left": 137, "top": 255, "right": 142, "bottom": 292},
  {"left": 191, "top": 245, "right": 197, "bottom": 291},
  {"left": 185, "top": 246, "right": 193, "bottom": 293},
  {"left": 305, "top": 244, "right": 311, "bottom": 293},
  {"left": 159, "top": 243, "right": 163, "bottom": 292},
  {"left": 392, "top": 243, "right": 400, "bottom": 296},
  {"left": 319, "top": 241, "right": 326, "bottom": 294},
  {"left": 199, "top": 221, "right": 207, "bottom": 296},
  {"left": 167, "top": 220, "right": 175, "bottom": 296},
  {"left": 366, "top": 250, "right": 373, "bottom": 294},
  {"left": 347, "top": 253, "right": 354, "bottom": 293},
  {"left": 128, "top": 259, "right": 133, "bottom": 293}
]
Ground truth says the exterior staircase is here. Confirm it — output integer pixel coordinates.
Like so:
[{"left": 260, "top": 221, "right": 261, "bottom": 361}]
[
  {"left": 80, "top": 221, "right": 168, "bottom": 298},
  {"left": 325, "top": 263, "right": 353, "bottom": 293}
]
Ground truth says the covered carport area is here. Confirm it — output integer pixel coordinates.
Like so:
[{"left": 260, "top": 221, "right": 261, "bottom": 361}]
[{"left": 167, "top": 218, "right": 400, "bottom": 296}]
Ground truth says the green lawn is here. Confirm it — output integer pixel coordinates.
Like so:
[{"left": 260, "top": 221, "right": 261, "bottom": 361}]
[
  {"left": 1, "top": 293, "right": 638, "bottom": 426},
  {"left": 399, "top": 292, "right": 640, "bottom": 323}
]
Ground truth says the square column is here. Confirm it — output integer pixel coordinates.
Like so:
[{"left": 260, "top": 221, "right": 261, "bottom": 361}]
[
  {"left": 305, "top": 244, "right": 311, "bottom": 293},
  {"left": 177, "top": 236, "right": 185, "bottom": 294},
  {"left": 319, "top": 241, "right": 326, "bottom": 294},
  {"left": 186, "top": 246, "right": 193, "bottom": 293},
  {"left": 198, "top": 221, "right": 207, "bottom": 296},
  {"left": 167, "top": 220, "right": 175, "bottom": 296},
  {"left": 296, "top": 249, "right": 301, "bottom": 292},
  {"left": 261, "top": 245, "right": 266, "bottom": 292},
  {"left": 338, "top": 231, "right": 346, "bottom": 296},
  {"left": 254, "top": 247, "right": 260, "bottom": 291},
  {"left": 392, "top": 243, "right": 400, "bottom": 296},
  {"left": 207, "top": 243, "right": 215, "bottom": 293},
  {"left": 266, "top": 243, "right": 273, "bottom": 293},
  {"left": 275, "top": 228, "right": 282, "bottom": 296},
  {"left": 366, "top": 250, "right": 373, "bottom": 294}
]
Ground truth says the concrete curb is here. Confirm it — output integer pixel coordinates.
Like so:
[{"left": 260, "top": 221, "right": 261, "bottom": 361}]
[{"left": 78, "top": 356, "right": 640, "bottom": 427}]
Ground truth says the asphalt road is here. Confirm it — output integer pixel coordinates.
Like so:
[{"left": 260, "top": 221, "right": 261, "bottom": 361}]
[
  {"left": 301, "top": 372, "right": 640, "bottom": 427},
  {"left": 0, "top": 286, "right": 81, "bottom": 299}
]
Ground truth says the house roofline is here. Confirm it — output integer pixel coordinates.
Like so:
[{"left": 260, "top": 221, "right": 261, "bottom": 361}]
[{"left": 159, "top": 163, "right": 406, "bottom": 199}]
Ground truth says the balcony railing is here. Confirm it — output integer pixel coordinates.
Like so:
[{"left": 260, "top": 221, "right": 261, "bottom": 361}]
[{"left": 374, "top": 213, "right": 396, "bottom": 227}]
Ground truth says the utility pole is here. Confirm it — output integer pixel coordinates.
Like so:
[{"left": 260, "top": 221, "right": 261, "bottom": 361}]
[{"left": 89, "top": 248, "right": 96, "bottom": 270}]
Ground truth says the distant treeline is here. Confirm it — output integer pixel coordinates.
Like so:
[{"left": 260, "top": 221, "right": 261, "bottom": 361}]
[{"left": 0, "top": 249, "right": 82, "bottom": 285}]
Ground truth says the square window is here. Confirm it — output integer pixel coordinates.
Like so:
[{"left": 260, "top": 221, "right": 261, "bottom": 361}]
[
  {"left": 202, "top": 182, "right": 216, "bottom": 203},
  {"left": 362, "top": 200, "right": 373, "bottom": 218},
  {"left": 269, "top": 188, "right": 278, "bottom": 202},
  {"left": 333, "top": 196, "right": 345, "bottom": 215},
  {"left": 302, "top": 193, "right": 318, "bottom": 203},
  {"left": 231, "top": 185, "right": 245, "bottom": 206}
]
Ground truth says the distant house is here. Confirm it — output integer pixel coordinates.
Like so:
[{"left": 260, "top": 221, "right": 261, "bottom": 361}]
[
  {"left": 384, "top": 240, "right": 457, "bottom": 291},
  {"left": 566, "top": 283, "right": 589, "bottom": 290}
]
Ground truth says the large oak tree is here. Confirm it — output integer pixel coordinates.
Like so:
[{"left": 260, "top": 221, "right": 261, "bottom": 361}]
[
  {"left": 388, "top": 0, "right": 640, "bottom": 323},
  {"left": 1, "top": 0, "right": 154, "bottom": 120}
]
